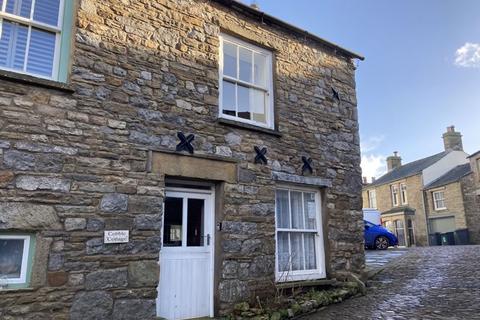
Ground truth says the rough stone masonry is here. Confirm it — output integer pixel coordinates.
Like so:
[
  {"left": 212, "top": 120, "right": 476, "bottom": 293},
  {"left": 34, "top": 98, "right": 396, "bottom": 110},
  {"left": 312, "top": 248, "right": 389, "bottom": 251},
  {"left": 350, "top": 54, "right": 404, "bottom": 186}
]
[{"left": 0, "top": 0, "right": 363, "bottom": 318}]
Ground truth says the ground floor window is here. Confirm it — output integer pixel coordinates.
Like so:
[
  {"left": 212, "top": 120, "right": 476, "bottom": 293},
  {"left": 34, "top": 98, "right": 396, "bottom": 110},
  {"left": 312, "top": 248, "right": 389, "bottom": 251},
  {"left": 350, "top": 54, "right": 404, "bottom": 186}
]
[
  {"left": 275, "top": 188, "right": 325, "bottom": 282},
  {"left": 0, "top": 234, "right": 35, "bottom": 288}
]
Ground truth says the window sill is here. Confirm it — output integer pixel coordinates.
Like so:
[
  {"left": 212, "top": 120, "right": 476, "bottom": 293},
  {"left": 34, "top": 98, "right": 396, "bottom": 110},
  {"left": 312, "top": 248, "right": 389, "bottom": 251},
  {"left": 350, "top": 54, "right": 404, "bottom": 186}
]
[
  {"left": 0, "top": 70, "right": 74, "bottom": 93},
  {"left": 217, "top": 118, "right": 282, "bottom": 137},
  {"left": 276, "top": 278, "right": 335, "bottom": 289}
]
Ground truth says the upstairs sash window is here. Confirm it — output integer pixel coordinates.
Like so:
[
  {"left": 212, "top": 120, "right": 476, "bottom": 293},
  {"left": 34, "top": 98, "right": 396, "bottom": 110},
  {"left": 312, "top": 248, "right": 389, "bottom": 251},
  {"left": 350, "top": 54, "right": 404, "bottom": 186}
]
[
  {"left": 219, "top": 34, "right": 274, "bottom": 129},
  {"left": 0, "top": 0, "right": 72, "bottom": 81}
]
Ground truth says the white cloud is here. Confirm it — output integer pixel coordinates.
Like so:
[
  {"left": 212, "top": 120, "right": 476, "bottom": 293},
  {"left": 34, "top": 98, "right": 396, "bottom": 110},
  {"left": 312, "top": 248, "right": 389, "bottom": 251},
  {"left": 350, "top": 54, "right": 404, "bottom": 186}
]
[
  {"left": 360, "top": 135, "right": 384, "bottom": 153},
  {"left": 360, "top": 135, "right": 386, "bottom": 182},
  {"left": 361, "top": 154, "right": 386, "bottom": 183},
  {"left": 454, "top": 42, "right": 480, "bottom": 68}
]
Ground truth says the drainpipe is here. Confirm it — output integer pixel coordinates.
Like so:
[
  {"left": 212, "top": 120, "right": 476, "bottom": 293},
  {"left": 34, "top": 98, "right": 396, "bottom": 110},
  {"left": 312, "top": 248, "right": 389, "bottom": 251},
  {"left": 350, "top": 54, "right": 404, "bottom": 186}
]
[{"left": 421, "top": 189, "right": 430, "bottom": 246}]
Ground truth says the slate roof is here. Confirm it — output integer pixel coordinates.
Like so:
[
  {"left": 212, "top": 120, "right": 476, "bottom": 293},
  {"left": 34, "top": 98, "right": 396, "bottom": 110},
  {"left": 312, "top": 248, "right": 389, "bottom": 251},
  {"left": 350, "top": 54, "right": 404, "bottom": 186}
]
[
  {"left": 424, "top": 163, "right": 472, "bottom": 189},
  {"left": 369, "top": 151, "right": 448, "bottom": 187}
]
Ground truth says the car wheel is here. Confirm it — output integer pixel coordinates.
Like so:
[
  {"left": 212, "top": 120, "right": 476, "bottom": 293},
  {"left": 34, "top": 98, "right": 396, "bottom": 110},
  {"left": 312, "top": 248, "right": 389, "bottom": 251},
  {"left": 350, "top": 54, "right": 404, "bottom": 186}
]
[{"left": 374, "top": 236, "right": 389, "bottom": 250}]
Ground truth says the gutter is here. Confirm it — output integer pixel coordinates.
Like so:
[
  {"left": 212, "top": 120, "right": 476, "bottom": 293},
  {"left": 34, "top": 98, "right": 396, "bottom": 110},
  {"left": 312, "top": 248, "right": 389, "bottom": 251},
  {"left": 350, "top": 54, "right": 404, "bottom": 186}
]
[{"left": 211, "top": 0, "right": 365, "bottom": 61}]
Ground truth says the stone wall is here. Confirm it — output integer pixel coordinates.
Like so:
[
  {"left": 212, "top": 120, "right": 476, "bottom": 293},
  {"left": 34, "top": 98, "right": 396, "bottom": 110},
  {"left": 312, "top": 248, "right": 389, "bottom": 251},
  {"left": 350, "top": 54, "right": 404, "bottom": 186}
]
[
  {"left": 0, "top": 0, "right": 362, "bottom": 318},
  {"left": 461, "top": 173, "right": 480, "bottom": 244},
  {"left": 424, "top": 182, "right": 468, "bottom": 231}
]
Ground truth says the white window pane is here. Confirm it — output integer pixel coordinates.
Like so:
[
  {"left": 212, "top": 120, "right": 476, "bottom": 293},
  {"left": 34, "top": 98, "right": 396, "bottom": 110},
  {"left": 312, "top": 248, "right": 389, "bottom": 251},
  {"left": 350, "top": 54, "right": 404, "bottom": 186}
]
[
  {"left": 290, "top": 191, "right": 304, "bottom": 229},
  {"left": 290, "top": 233, "right": 304, "bottom": 271},
  {"left": 0, "top": 21, "right": 28, "bottom": 71},
  {"left": 0, "top": 239, "right": 24, "bottom": 279},
  {"left": 304, "top": 233, "right": 316, "bottom": 270},
  {"left": 276, "top": 190, "right": 290, "bottom": 228},
  {"left": 222, "top": 80, "right": 236, "bottom": 117},
  {"left": 237, "top": 84, "right": 250, "bottom": 120},
  {"left": 303, "top": 192, "right": 316, "bottom": 229},
  {"left": 239, "top": 47, "right": 252, "bottom": 82},
  {"left": 254, "top": 52, "right": 266, "bottom": 87},
  {"left": 6, "top": 0, "right": 32, "bottom": 18},
  {"left": 26, "top": 27, "right": 56, "bottom": 77},
  {"left": 33, "top": 0, "right": 60, "bottom": 26},
  {"left": 251, "top": 89, "right": 266, "bottom": 124},
  {"left": 277, "top": 232, "right": 289, "bottom": 272},
  {"left": 223, "top": 41, "right": 237, "bottom": 78}
]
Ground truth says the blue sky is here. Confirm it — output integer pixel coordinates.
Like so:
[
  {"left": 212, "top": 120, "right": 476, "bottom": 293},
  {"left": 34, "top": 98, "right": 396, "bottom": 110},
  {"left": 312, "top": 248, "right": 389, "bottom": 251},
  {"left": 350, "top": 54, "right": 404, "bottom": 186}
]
[{"left": 256, "top": 0, "right": 480, "bottom": 180}]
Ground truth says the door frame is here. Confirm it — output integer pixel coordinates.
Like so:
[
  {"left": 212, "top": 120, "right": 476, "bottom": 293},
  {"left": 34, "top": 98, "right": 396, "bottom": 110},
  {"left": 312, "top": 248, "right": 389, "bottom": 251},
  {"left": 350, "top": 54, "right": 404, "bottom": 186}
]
[{"left": 159, "top": 186, "right": 215, "bottom": 318}]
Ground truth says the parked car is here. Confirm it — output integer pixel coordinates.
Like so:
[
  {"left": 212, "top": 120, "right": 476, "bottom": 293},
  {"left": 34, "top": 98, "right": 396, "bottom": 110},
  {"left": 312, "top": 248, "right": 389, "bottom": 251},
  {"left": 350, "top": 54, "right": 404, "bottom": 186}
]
[{"left": 364, "top": 220, "right": 398, "bottom": 250}]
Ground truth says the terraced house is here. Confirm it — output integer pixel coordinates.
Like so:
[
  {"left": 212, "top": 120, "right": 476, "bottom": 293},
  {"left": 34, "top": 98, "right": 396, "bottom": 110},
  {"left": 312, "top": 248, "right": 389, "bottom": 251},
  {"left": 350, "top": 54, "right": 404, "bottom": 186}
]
[
  {"left": 363, "top": 127, "right": 480, "bottom": 247},
  {"left": 0, "top": 0, "right": 364, "bottom": 319}
]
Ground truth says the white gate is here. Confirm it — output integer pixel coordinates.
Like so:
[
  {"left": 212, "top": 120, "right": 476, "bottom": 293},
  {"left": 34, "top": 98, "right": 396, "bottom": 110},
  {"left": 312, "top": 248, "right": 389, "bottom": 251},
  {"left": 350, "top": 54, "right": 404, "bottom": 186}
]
[{"left": 157, "top": 188, "right": 214, "bottom": 319}]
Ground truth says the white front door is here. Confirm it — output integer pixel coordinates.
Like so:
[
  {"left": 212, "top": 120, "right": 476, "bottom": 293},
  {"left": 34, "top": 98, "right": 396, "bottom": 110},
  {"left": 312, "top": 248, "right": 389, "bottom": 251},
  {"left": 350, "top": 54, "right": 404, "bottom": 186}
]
[{"left": 157, "top": 188, "right": 214, "bottom": 320}]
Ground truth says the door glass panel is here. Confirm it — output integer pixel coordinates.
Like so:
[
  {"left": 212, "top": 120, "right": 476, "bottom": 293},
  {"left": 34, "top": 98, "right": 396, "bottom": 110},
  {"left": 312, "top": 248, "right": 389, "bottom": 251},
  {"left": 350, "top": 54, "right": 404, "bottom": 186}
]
[
  {"left": 0, "top": 239, "right": 24, "bottom": 279},
  {"left": 275, "top": 190, "right": 290, "bottom": 228},
  {"left": 290, "top": 191, "right": 304, "bottom": 229},
  {"left": 187, "top": 199, "right": 205, "bottom": 247},
  {"left": 163, "top": 197, "right": 183, "bottom": 247}
]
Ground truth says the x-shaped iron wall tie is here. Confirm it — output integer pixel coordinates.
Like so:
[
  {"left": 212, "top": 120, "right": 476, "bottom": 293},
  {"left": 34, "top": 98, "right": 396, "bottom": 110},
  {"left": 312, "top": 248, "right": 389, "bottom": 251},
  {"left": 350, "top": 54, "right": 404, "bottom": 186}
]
[
  {"left": 301, "top": 156, "right": 313, "bottom": 175},
  {"left": 254, "top": 146, "right": 268, "bottom": 165},
  {"left": 176, "top": 132, "right": 195, "bottom": 154},
  {"left": 331, "top": 87, "right": 341, "bottom": 101}
]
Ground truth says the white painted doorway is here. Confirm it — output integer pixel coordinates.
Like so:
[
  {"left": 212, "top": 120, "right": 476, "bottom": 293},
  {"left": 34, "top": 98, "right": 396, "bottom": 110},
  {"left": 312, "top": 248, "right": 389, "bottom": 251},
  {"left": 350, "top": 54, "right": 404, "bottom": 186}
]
[{"left": 157, "top": 187, "right": 214, "bottom": 320}]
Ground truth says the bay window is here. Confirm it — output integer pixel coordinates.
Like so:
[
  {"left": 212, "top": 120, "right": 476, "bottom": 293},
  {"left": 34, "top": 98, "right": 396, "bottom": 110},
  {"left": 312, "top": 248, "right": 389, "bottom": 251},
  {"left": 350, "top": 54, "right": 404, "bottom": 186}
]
[
  {"left": 275, "top": 188, "right": 325, "bottom": 282},
  {"left": 0, "top": 0, "right": 73, "bottom": 81},
  {"left": 219, "top": 34, "right": 274, "bottom": 128}
]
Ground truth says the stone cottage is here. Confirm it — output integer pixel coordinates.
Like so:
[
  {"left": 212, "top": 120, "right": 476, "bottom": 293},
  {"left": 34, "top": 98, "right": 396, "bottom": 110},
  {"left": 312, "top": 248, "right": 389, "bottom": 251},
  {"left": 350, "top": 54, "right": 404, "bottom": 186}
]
[
  {"left": 0, "top": 0, "right": 364, "bottom": 319},
  {"left": 363, "top": 126, "right": 479, "bottom": 247}
]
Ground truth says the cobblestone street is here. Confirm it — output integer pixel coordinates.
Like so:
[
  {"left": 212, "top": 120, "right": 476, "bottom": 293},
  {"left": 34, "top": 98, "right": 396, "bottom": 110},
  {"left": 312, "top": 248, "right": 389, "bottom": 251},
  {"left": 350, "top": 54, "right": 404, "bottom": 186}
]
[{"left": 304, "top": 246, "right": 480, "bottom": 320}]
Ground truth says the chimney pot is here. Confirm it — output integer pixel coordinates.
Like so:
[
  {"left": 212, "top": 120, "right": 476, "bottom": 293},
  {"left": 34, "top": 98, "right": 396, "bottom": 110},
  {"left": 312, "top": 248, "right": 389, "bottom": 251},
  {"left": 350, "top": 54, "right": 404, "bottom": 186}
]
[
  {"left": 250, "top": 1, "right": 260, "bottom": 10},
  {"left": 363, "top": 177, "right": 367, "bottom": 184}
]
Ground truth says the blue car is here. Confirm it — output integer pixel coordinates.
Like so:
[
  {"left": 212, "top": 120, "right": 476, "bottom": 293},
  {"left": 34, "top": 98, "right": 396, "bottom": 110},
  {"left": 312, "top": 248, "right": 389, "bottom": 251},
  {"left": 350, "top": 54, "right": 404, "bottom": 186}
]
[{"left": 364, "top": 220, "right": 398, "bottom": 250}]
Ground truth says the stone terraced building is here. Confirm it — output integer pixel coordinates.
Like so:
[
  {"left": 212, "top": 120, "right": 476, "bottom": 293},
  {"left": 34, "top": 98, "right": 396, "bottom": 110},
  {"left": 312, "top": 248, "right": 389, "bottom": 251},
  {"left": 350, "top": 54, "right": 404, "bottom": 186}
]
[
  {"left": 0, "top": 0, "right": 364, "bottom": 319},
  {"left": 363, "top": 127, "right": 480, "bottom": 247}
]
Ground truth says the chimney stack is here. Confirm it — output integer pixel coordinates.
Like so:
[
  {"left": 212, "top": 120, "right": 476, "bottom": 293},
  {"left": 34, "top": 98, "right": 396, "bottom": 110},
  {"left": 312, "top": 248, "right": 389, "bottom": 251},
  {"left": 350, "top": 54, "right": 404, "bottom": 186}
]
[
  {"left": 442, "top": 126, "right": 463, "bottom": 151},
  {"left": 362, "top": 177, "right": 368, "bottom": 184},
  {"left": 250, "top": 1, "right": 260, "bottom": 10},
  {"left": 387, "top": 151, "right": 402, "bottom": 172}
]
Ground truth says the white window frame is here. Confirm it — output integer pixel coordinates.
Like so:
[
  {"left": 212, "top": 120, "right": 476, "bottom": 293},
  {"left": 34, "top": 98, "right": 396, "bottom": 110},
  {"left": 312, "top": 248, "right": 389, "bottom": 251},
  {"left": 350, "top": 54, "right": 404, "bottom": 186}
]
[
  {"left": 391, "top": 184, "right": 399, "bottom": 207},
  {"left": 433, "top": 191, "right": 446, "bottom": 210},
  {"left": 368, "top": 189, "right": 377, "bottom": 209},
  {"left": 400, "top": 183, "right": 408, "bottom": 205},
  {"left": 275, "top": 186, "right": 325, "bottom": 282},
  {"left": 0, "top": 0, "right": 65, "bottom": 80},
  {"left": 0, "top": 234, "right": 31, "bottom": 285},
  {"left": 218, "top": 33, "right": 274, "bottom": 129}
]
